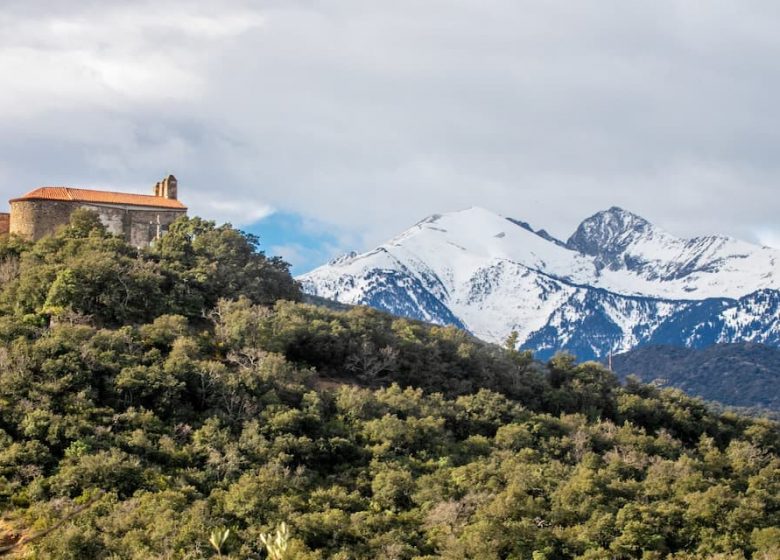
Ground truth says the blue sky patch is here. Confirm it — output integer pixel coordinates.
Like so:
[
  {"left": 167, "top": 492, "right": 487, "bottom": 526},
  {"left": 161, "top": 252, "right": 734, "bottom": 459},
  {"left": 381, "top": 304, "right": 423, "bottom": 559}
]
[{"left": 245, "top": 211, "right": 355, "bottom": 276}]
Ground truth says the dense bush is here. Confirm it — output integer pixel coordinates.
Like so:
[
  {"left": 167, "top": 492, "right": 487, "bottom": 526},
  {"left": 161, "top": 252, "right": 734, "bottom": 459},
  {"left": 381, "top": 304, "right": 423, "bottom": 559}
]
[
  {"left": 0, "top": 213, "right": 778, "bottom": 559},
  {"left": 0, "top": 209, "right": 300, "bottom": 326}
]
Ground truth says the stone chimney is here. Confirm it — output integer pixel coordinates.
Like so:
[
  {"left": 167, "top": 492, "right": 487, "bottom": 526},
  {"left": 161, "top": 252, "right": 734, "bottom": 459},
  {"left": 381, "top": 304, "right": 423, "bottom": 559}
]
[
  {"left": 153, "top": 175, "right": 178, "bottom": 200},
  {"left": 164, "top": 175, "right": 177, "bottom": 200}
]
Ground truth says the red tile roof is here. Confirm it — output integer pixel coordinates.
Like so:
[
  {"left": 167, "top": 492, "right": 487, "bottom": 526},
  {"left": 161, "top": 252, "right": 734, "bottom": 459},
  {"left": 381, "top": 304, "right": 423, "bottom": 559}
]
[{"left": 10, "top": 187, "right": 187, "bottom": 210}]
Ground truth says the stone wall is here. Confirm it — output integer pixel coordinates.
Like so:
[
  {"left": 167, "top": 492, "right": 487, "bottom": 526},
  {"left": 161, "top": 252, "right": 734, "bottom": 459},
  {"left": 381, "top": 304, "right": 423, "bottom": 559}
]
[
  {"left": 115, "top": 206, "right": 184, "bottom": 247},
  {"left": 0, "top": 213, "right": 9, "bottom": 236},
  {"left": 10, "top": 200, "right": 185, "bottom": 246},
  {"left": 10, "top": 200, "right": 73, "bottom": 240}
]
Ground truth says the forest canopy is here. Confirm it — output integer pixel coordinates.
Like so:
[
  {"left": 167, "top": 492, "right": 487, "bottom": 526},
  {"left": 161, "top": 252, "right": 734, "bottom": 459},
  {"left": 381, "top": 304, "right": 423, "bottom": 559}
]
[{"left": 0, "top": 211, "right": 778, "bottom": 559}]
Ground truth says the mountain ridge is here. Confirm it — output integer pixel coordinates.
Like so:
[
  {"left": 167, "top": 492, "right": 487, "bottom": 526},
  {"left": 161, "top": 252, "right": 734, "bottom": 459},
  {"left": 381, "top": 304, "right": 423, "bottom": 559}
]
[
  {"left": 300, "top": 206, "right": 780, "bottom": 360},
  {"left": 611, "top": 342, "right": 780, "bottom": 412}
]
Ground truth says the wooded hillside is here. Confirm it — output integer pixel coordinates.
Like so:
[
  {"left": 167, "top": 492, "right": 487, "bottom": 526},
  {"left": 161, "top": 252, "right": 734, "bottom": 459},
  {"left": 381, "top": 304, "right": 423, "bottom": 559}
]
[{"left": 0, "top": 212, "right": 778, "bottom": 559}]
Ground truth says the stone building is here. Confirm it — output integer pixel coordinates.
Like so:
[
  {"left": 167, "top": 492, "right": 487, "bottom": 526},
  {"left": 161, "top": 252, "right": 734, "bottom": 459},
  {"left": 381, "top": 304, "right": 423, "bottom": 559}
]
[{"left": 0, "top": 175, "right": 187, "bottom": 246}]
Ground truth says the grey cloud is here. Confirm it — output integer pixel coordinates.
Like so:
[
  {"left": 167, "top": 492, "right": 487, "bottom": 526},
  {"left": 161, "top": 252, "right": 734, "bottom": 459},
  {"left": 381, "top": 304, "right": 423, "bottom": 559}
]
[{"left": 1, "top": 0, "right": 780, "bottom": 255}]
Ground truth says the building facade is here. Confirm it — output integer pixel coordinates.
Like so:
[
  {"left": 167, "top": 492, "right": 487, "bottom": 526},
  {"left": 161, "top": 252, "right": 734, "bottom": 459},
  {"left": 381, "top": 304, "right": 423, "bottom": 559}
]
[{"left": 1, "top": 175, "right": 187, "bottom": 246}]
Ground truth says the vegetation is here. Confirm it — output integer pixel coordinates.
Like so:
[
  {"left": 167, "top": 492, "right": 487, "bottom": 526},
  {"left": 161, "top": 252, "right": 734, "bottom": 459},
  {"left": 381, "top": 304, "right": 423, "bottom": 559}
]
[
  {"left": 612, "top": 344, "right": 780, "bottom": 415},
  {"left": 0, "top": 211, "right": 779, "bottom": 559}
]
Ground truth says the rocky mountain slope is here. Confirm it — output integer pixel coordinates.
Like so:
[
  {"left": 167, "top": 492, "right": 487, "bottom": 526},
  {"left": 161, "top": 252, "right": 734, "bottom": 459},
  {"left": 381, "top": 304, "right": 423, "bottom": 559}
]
[{"left": 299, "top": 207, "right": 780, "bottom": 360}]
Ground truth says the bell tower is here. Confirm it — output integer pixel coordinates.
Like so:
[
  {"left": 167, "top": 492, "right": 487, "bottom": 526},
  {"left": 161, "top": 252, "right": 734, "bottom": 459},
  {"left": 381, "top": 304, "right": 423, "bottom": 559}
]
[{"left": 153, "top": 174, "right": 178, "bottom": 200}]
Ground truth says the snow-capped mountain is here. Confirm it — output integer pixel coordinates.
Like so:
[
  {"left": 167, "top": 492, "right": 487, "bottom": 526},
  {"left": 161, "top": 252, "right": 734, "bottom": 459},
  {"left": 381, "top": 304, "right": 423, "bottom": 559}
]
[
  {"left": 566, "top": 208, "right": 780, "bottom": 298},
  {"left": 299, "top": 207, "right": 780, "bottom": 360}
]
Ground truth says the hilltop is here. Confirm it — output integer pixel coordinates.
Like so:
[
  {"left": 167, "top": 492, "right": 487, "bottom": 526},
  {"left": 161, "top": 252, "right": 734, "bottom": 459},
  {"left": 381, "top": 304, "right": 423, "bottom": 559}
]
[{"left": 0, "top": 211, "right": 778, "bottom": 559}]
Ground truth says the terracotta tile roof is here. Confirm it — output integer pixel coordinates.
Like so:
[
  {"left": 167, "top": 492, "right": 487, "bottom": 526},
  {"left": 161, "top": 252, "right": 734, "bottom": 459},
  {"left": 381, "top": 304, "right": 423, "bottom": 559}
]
[{"left": 10, "top": 187, "right": 187, "bottom": 210}]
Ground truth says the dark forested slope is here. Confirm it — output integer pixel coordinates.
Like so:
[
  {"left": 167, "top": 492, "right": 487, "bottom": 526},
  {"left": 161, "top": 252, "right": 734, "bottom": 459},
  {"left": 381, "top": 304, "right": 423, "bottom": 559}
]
[
  {"left": 611, "top": 343, "right": 780, "bottom": 413},
  {"left": 0, "top": 212, "right": 779, "bottom": 559}
]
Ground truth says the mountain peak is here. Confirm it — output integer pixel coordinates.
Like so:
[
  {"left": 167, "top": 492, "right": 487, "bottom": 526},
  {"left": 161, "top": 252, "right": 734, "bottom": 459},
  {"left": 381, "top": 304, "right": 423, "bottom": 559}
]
[
  {"left": 300, "top": 204, "right": 780, "bottom": 363},
  {"left": 566, "top": 207, "right": 654, "bottom": 257},
  {"left": 413, "top": 206, "right": 504, "bottom": 227}
]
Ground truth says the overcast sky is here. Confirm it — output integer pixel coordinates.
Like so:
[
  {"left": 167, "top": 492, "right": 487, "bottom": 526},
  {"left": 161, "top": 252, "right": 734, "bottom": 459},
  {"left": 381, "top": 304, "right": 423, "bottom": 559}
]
[{"left": 2, "top": 0, "right": 780, "bottom": 272}]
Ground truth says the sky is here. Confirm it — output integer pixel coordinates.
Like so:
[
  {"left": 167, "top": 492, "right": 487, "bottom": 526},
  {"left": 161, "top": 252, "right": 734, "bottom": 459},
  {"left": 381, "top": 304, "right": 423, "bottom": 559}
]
[{"left": 2, "top": 1, "right": 780, "bottom": 274}]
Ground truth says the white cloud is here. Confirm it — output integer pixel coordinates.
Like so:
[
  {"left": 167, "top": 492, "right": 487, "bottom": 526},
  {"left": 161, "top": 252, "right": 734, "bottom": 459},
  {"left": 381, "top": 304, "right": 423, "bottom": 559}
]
[
  {"left": 199, "top": 200, "right": 274, "bottom": 226},
  {"left": 0, "top": 0, "right": 779, "bottom": 246},
  {"left": 268, "top": 242, "right": 336, "bottom": 272},
  {"left": 0, "top": 3, "right": 264, "bottom": 116}
]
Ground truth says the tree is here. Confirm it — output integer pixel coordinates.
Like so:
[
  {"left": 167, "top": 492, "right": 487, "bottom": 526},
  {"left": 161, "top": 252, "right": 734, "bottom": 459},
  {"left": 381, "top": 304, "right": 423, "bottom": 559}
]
[{"left": 150, "top": 216, "right": 301, "bottom": 315}]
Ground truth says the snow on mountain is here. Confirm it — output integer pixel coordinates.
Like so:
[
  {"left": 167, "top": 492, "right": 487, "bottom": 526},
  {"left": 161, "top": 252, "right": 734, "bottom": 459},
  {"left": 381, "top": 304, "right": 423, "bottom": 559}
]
[
  {"left": 567, "top": 207, "right": 780, "bottom": 299},
  {"left": 299, "top": 206, "right": 780, "bottom": 360}
]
